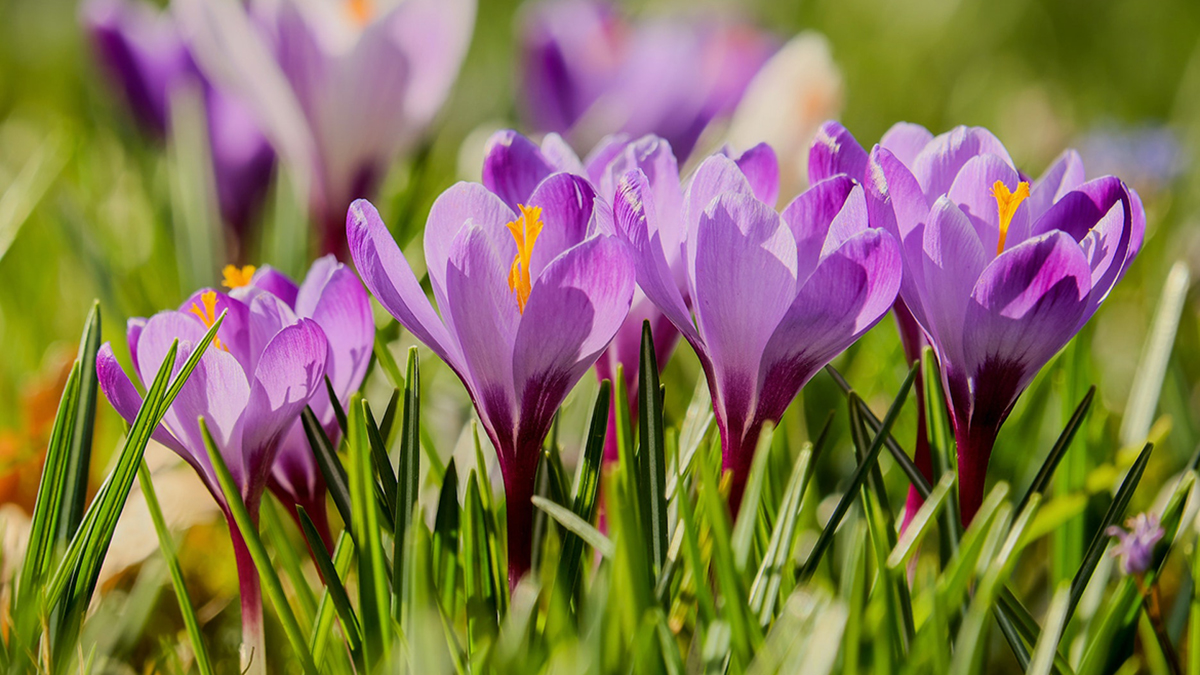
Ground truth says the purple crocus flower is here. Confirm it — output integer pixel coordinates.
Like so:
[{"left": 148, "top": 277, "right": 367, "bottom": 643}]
[
  {"left": 518, "top": 0, "right": 775, "bottom": 161},
  {"left": 347, "top": 177, "right": 636, "bottom": 584},
  {"left": 223, "top": 257, "right": 375, "bottom": 551},
  {"left": 96, "top": 284, "right": 328, "bottom": 664},
  {"left": 1107, "top": 513, "right": 1164, "bottom": 576},
  {"left": 613, "top": 144, "right": 902, "bottom": 510},
  {"left": 481, "top": 129, "right": 684, "bottom": 464},
  {"left": 83, "top": 0, "right": 276, "bottom": 243},
  {"left": 848, "top": 123, "right": 1144, "bottom": 523},
  {"left": 177, "top": 0, "right": 476, "bottom": 257}
]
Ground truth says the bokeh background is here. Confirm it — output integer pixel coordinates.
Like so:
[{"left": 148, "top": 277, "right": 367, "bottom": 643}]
[{"left": 0, "top": 0, "right": 1198, "bottom": 667}]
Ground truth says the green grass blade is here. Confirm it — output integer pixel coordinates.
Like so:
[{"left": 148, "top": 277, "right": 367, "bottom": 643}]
[
  {"left": 888, "top": 471, "right": 955, "bottom": 570},
  {"left": 58, "top": 301, "right": 101, "bottom": 543},
  {"left": 800, "top": 363, "right": 918, "bottom": 579},
  {"left": 302, "top": 407, "right": 353, "bottom": 529},
  {"left": 636, "top": 321, "right": 669, "bottom": 576},
  {"left": 532, "top": 496, "right": 616, "bottom": 559},
  {"left": 137, "top": 462, "right": 215, "bottom": 675},
  {"left": 1067, "top": 442, "right": 1153, "bottom": 621},
  {"left": 297, "top": 507, "right": 362, "bottom": 665},
  {"left": 732, "top": 423, "right": 776, "bottom": 573},
  {"left": 748, "top": 442, "right": 814, "bottom": 625},
  {"left": 259, "top": 499, "right": 317, "bottom": 628},
  {"left": 325, "top": 375, "right": 349, "bottom": 437},
  {"left": 675, "top": 472, "right": 718, "bottom": 627},
  {"left": 432, "top": 460, "right": 460, "bottom": 613},
  {"left": 309, "top": 531, "right": 355, "bottom": 665},
  {"left": 1029, "top": 583, "right": 1072, "bottom": 675},
  {"left": 559, "top": 379, "right": 610, "bottom": 595},
  {"left": 347, "top": 398, "right": 391, "bottom": 664},
  {"left": 394, "top": 347, "right": 421, "bottom": 623},
  {"left": 373, "top": 333, "right": 406, "bottom": 390},
  {"left": 200, "top": 417, "right": 318, "bottom": 675},
  {"left": 1016, "top": 386, "right": 1095, "bottom": 516},
  {"left": 364, "top": 401, "right": 397, "bottom": 532}
]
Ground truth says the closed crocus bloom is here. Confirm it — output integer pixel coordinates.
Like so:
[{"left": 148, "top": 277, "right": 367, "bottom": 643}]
[
  {"left": 614, "top": 146, "right": 902, "bottom": 510},
  {"left": 178, "top": 0, "right": 475, "bottom": 257},
  {"left": 97, "top": 284, "right": 328, "bottom": 667},
  {"left": 518, "top": 0, "right": 775, "bottom": 161},
  {"left": 347, "top": 177, "right": 636, "bottom": 584},
  {"left": 860, "top": 123, "right": 1144, "bottom": 523},
  {"left": 481, "top": 129, "right": 685, "bottom": 464},
  {"left": 84, "top": 0, "right": 276, "bottom": 241},
  {"left": 726, "top": 32, "right": 844, "bottom": 203},
  {"left": 221, "top": 257, "right": 375, "bottom": 550}
]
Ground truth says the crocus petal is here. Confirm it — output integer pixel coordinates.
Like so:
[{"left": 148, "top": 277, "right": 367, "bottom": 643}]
[
  {"left": 691, "top": 193, "right": 797, "bottom": 424},
  {"left": 866, "top": 146, "right": 933, "bottom": 328},
  {"left": 482, "top": 130, "right": 558, "bottom": 211},
  {"left": 734, "top": 142, "right": 780, "bottom": 207},
  {"left": 912, "top": 126, "right": 1014, "bottom": 198},
  {"left": 781, "top": 174, "right": 856, "bottom": 285},
  {"left": 1030, "top": 175, "right": 1127, "bottom": 242},
  {"left": 249, "top": 265, "right": 300, "bottom": 307},
  {"left": 127, "top": 317, "right": 147, "bottom": 376},
  {"left": 388, "top": 0, "right": 476, "bottom": 130},
  {"left": 239, "top": 318, "right": 328, "bottom": 494},
  {"left": 177, "top": 288, "right": 252, "bottom": 374},
  {"left": 296, "top": 257, "right": 374, "bottom": 408},
  {"left": 613, "top": 169, "right": 701, "bottom": 347},
  {"left": 539, "top": 132, "right": 587, "bottom": 175},
  {"left": 946, "top": 153, "right": 1028, "bottom": 254},
  {"left": 246, "top": 291, "right": 300, "bottom": 375},
  {"left": 511, "top": 235, "right": 635, "bottom": 459},
  {"left": 1027, "top": 149, "right": 1086, "bottom": 221},
  {"left": 444, "top": 224, "right": 521, "bottom": 438},
  {"left": 758, "top": 228, "right": 901, "bottom": 419},
  {"left": 423, "top": 182, "right": 518, "bottom": 311},
  {"left": 807, "top": 120, "right": 867, "bottom": 185},
  {"left": 879, "top": 122, "right": 933, "bottom": 167},
  {"left": 918, "top": 197, "right": 988, "bottom": 367},
  {"left": 596, "top": 136, "right": 685, "bottom": 262},
  {"left": 962, "top": 231, "right": 1092, "bottom": 403},
  {"left": 97, "top": 343, "right": 191, "bottom": 459},
  {"left": 583, "top": 133, "right": 632, "bottom": 185},
  {"left": 347, "top": 199, "right": 462, "bottom": 370},
  {"left": 527, "top": 173, "right": 599, "bottom": 278},
  {"left": 1077, "top": 199, "right": 1131, "bottom": 326},
  {"left": 682, "top": 153, "right": 756, "bottom": 274}
]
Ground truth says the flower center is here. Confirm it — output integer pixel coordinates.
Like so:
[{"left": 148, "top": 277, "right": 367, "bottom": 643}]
[
  {"left": 221, "top": 264, "right": 256, "bottom": 289},
  {"left": 346, "top": 0, "right": 373, "bottom": 26},
  {"left": 991, "top": 179, "right": 1030, "bottom": 254},
  {"left": 188, "top": 290, "right": 227, "bottom": 351},
  {"left": 506, "top": 204, "right": 544, "bottom": 314}
]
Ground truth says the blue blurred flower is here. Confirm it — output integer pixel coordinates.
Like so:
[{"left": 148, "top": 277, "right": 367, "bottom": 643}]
[{"left": 1107, "top": 512, "right": 1164, "bottom": 576}]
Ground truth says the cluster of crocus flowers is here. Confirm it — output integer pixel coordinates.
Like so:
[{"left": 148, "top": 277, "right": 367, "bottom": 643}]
[
  {"left": 95, "top": 258, "right": 375, "bottom": 664},
  {"left": 347, "top": 172, "right": 636, "bottom": 584},
  {"left": 176, "top": 0, "right": 476, "bottom": 256},
  {"left": 815, "top": 121, "right": 1145, "bottom": 523},
  {"left": 613, "top": 141, "right": 903, "bottom": 509},
  {"left": 83, "top": 0, "right": 276, "bottom": 247},
  {"left": 518, "top": 0, "right": 776, "bottom": 161}
]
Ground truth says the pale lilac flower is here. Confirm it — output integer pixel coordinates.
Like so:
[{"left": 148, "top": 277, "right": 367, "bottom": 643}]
[{"left": 1107, "top": 513, "right": 1164, "bottom": 576}]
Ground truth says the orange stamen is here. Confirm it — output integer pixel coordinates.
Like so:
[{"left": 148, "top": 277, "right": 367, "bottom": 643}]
[
  {"left": 221, "top": 264, "right": 256, "bottom": 289},
  {"left": 506, "top": 204, "right": 544, "bottom": 314},
  {"left": 188, "top": 290, "right": 227, "bottom": 351},
  {"left": 992, "top": 180, "right": 1030, "bottom": 254},
  {"left": 346, "top": 0, "right": 373, "bottom": 26}
]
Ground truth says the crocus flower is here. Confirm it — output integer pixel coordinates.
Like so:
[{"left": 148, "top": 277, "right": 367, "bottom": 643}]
[
  {"left": 855, "top": 123, "right": 1144, "bottom": 523},
  {"left": 177, "top": 0, "right": 476, "bottom": 256},
  {"left": 83, "top": 0, "right": 276, "bottom": 243},
  {"left": 222, "top": 257, "right": 375, "bottom": 550},
  {"left": 97, "top": 285, "right": 328, "bottom": 666},
  {"left": 347, "top": 177, "right": 636, "bottom": 584},
  {"left": 1107, "top": 513, "right": 1164, "bottom": 576},
  {"left": 726, "top": 32, "right": 844, "bottom": 203},
  {"left": 614, "top": 144, "right": 902, "bottom": 510},
  {"left": 481, "top": 129, "right": 683, "bottom": 464},
  {"left": 518, "top": 0, "right": 775, "bottom": 161}
]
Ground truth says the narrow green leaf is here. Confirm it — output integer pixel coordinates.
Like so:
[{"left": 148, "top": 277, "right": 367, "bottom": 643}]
[
  {"left": 432, "top": 459, "right": 460, "bottom": 613},
  {"left": 200, "top": 417, "right": 318, "bottom": 675},
  {"left": 373, "top": 332, "right": 405, "bottom": 390},
  {"left": 888, "top": 471, "right": 955, "bottom": 570},
  {"left": 325, "top": 375, "right": 349, "bottom": 437},
  {"left": 394, "top": 347, "right": 420, "bottom": 623},
  {"left": 58, "top": 301, "right": 101, "bottom": 543},
  {"left": 297, "top": 507, "right": 362, "bottom": 665},
  {"left": 748, "top": 442, "right": 814, "bottom": 624},
  {"left": 1016, "top": 386, "right": 1095, "bottom": 516},
  {"left": 532, "top": 496, "right": 615, "bottom": 559},
  {"left": 1029, "top": 583, "right": 1072, "bottom": 675},
  {"left": 309, "top": 532, "right": 355, "bottom": 665},
  {"left": 259, "top": 498, "right": 317, "bottom": 629},
  {"left": 800, "top": 364, "right": 918, "bottom": 579},
  {"left": 1068, "top": 442, "right": 1153, "bottom": 621},
  {"left": 137, "top": 462, "right": 215, "bottom": 675},
  {"left": 363, "top": 401, "right": 397, "bottom": 532},
  {"left": 348, "top": 398, "right": 391, "bottom": 664},
  {"left": 732, "top": 423, "right": 777, "bottom": 573},
  {"left": 636, "top": 321, "right": 669, "bottom": 576},
  {"left": 559, "top": 380, "right": 610, "bottom": 595},
  {"left": 302, "top": 408, "right": 353, "bottom": 529}
]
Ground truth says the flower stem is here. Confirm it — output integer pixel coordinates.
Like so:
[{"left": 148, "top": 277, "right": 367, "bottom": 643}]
[{"left": 231, "top": 520, "right": 266, "bottom": 675}]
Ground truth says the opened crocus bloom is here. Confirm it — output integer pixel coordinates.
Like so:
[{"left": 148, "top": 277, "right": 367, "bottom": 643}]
[
  {"left": 84, "top": 0, "right": 276, "bottom": 242},
  {"left": 857, "top": 123, "right": 1144, "bottom": 523},
  {"left": 177, "top": 0, "right": 475, "bottom": 256},
  {"left": 482, "top": 129, "right": 688, "bottom": 464},
  {"left": 519, "top": 0, "right": 775, "bottom": 160},
  {"left": 221, "top": 257, "right": 374, "bottom": 550},
  {"left": 615, "top": 144, "right": 902, "bottom": 509},
  {"left": 96, "top": 284, "right": 328, "bottom": 662},
  {"left": 347, "top": 178, "right": 636, "bottom": 584}
]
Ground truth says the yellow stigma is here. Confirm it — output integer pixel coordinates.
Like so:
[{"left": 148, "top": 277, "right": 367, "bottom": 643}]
[
  {"left": 992, "top": 180, "right": 1030, "bottom": 254},
  {"left": 188, "top": 290, "right": 226, "bottom": 351},
  {"left": 506, "top": 204, "right": 544, "bottom": 314},
  {"left": 346, "top": 0, "right": 373, "bottom": 26},
  {"left": 221, "top": 264, "right": 256, "bottom": 289}
]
